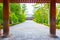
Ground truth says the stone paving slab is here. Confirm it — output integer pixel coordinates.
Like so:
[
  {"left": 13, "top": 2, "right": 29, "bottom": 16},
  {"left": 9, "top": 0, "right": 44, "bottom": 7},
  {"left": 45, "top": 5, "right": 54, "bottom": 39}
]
[{"left": 0, "top": 20, "right": 60, "bottom": 40}]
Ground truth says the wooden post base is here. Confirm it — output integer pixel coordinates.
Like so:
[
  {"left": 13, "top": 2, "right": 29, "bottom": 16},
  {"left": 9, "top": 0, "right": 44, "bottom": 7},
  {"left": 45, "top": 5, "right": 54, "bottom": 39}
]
[
  {"left": 1, "top": 34, "right": 12, "bottom": 38},
  {"left": 49, "top": 34, "right": 58, "bottom": 38},
  {"left": 0, "top": 30, "right": 1, "bottom": 38},
  {"left": 0, "top": 30, "right": 1, "bottom": 35},
  {"left": 0, "top": 29, "right": 2, "bottom": 37}
]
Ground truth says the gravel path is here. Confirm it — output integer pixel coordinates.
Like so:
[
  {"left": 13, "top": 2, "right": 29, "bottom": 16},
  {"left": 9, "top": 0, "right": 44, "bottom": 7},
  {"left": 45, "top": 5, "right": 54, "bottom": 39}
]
[{"left": 1, "top": 20, "right": 60, "bottom": 40}]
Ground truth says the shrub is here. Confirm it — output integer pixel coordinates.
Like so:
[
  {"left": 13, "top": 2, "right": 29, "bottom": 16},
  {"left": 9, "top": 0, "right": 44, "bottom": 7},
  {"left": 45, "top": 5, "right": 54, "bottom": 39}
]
[
  {"left": 0, "top": 3, "right": 26, "bottom": 29},
  {"left": 56, "top": 25, "right": 60, "bottom": 29}
]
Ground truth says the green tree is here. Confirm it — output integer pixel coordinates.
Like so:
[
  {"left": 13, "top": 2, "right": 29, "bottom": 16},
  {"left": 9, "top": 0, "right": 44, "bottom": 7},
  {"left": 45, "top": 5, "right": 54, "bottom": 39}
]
[
  {"left": 10, "top": 3, "right": 26, "bottom": 25},
  {"left": 33, "top": 3, "right": 49, "bottom": 25},
  {"left": 0, "top": 3, "right": 3, "bottom": 25}
]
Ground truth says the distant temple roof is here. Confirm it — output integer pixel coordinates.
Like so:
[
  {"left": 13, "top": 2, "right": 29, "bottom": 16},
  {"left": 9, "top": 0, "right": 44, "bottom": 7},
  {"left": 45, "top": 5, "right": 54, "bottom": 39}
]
[{"left": 0, "top": 0, "right": 60, "bottom": 3}]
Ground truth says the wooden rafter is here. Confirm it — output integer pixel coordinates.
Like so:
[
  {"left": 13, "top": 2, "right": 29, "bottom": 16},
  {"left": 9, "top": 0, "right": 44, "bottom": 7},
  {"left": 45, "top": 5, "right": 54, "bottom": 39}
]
[{"left": 0, "top": 0, "right": 60, "bottom": 3}]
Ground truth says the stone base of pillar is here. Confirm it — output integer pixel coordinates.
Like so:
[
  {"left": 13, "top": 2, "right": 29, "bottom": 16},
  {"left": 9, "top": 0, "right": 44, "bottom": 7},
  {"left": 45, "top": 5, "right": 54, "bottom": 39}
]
[
  {"left": 0, "top": 30, "right": 1, "bottom": 36},
  {"left": 1, "top": 34, "right": 13, "bottom": 38},
  {"left": 0, "top": 29, "right": 2, "bottom": 38},
  {"left": 49, "top": 34, "right": 58, "bottom": 38}
]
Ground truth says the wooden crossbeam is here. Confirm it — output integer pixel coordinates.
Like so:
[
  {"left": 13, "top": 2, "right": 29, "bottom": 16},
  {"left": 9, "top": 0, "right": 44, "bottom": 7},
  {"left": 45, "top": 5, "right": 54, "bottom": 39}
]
[
  {"left": 10, "top": 0, "right": 50, "bottom": 3},
  {"left": 0, "top": 0, "right": 60, "bottom": 3}
]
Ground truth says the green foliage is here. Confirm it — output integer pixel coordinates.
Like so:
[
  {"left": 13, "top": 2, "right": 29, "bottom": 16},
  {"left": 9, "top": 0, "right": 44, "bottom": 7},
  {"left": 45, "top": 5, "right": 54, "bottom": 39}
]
[
  {"left": 33, "top": 3, "right": 60, "bottom": 29},
  {"left": 44, "top": 23, "right": 49, "bottom": 26},
  {"left": 10, "top": 3, "right": 26, "bottom": 25},
  {"left": 33, "top": 3, "right": 49, "bottom": 24},
  {"left": 56, "top": 25, "right": 60, "bottom": 29},
  {"left": 10, "top": 12, "right": 18, "bottom": 25},
  {"left": 56, "top": 4, "right": 60, "bottom": 25},
  {"left": 0, "top": 3, "right": 3, "bottom": 25},
  {"left": 0, "top": 3, "right": 26, "bottom": 27},
  {"left": 1, "top": 3, "right": 60, "bottom": 29}
]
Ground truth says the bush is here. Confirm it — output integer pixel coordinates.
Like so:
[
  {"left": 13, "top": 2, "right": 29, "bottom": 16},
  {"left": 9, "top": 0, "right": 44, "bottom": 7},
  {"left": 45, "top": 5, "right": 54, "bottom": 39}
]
[
  {"left": 0, "top": 3, "right": 26, "bottom": 29},
  {"left": 44, "top": 23, "right": 49, "bottom": 26},
  {"left": 56, "top": 25, "right": 60, "bottom": 29},
  {"left": 9, "top": 3, "right": 26, "bottom": 26}
]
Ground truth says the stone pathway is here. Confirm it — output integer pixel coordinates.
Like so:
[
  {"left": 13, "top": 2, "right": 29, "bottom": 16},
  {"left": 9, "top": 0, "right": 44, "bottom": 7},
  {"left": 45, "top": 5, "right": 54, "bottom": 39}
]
[{"left": 1, "top": 20, "right": 60, "bottom": 40}]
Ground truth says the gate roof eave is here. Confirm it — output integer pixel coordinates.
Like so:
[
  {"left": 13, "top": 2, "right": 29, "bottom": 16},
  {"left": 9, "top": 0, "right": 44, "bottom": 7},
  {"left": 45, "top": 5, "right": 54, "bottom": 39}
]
[{"left": 0, "top": 0, "right": 60, "bottom": 3}]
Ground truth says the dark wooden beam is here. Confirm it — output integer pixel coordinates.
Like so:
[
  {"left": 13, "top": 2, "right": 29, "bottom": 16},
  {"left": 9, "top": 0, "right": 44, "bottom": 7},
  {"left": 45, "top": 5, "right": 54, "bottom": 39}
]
[
  {"left": 0, "top": 0, "right": 3, "bottom": 3},
  {"left": 56, "top": 0, "right": 60, "bottom": 3},
  {"left": 0, "top": 0, "right": 60, "bottom": 3},
  {"left": 3, "top": 0, "right": 9, "bottom": 37},
  {"left": 50, "top": 0, "right": 57, "bottom": 37},
  {"left": 10, "top": 0, "right": 50, "bottom": 3}
]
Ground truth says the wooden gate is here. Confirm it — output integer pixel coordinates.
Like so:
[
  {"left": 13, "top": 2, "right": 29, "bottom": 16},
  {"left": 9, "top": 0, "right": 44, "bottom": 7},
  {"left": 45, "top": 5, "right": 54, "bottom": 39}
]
[{"left": 0, "top": 0, "right": 57, "bottom": 37}]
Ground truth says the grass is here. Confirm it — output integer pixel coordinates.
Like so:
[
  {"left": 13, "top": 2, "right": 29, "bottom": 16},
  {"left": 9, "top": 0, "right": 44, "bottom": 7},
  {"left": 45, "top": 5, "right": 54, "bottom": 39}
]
[
  {"left": 44, "top": 24, "right": 60, "bottom": 29},
  {"left": 43, "top": 23, "right": 50, "bottom": 26},
  {"left": 1, "top": 21, "right": 60, "bottom": 29},
  {"left": 33, "top": 20, "right": 60, "bottom": 29},
  {"left": 56, "top": 25, "right": 60, "bottom": 29},
  {"left": 0, "top": 25, "right": 3, "bottom": 29},
  {"left": 34, "top": 20, "right": 60, "bottom": 29},
  {"left": 0, "top": 21, "right": 26, "bottom": 29}
]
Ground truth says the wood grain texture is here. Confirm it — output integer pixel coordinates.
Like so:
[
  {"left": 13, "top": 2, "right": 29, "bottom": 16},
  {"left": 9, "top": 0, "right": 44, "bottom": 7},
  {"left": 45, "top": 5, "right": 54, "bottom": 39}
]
[
  {"left": 3, "top": 0, "right": 9, "bottom": 37},
  {"left": 50, "top": 0, "right": 56, "bottom": 36}
]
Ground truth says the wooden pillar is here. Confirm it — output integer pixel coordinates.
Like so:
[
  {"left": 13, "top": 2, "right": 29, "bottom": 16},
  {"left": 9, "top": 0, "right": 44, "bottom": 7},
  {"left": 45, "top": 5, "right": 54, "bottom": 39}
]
[
  {"left": 3, "top": 0, "right": 9, "bottom": 37},
  {"left": 50, "top": 0, "right": 57, "bottom": 37}
]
